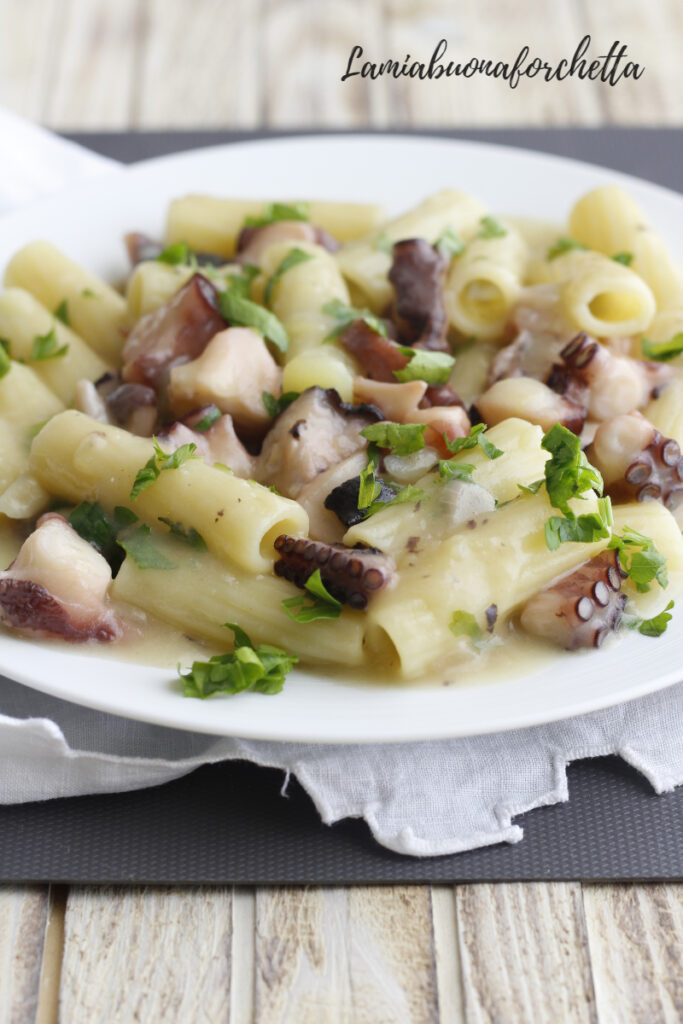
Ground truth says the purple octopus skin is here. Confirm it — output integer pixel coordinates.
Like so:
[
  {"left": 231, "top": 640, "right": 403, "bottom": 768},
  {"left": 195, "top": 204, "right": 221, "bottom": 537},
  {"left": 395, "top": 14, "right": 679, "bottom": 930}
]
[
  {"left": 0, "top": 579, "right": 120, "bottom": 642},
  {"left": 388, "top": 239, "right": 450, "bottom": 351},
  {"left": 519, "top": 550, "right": 627, "bottom": 651},
  {"left": 273, "top": 536, "right": 395, "bottom": 610},
  {"left": 595, "top": 426, "right": 683, "bottom": 510},
  {"left": 339, "top": 319, "right": 408, "bottom": 382},
  {"left": 122, "top": 273, "right": 225, "bottom": 390}
]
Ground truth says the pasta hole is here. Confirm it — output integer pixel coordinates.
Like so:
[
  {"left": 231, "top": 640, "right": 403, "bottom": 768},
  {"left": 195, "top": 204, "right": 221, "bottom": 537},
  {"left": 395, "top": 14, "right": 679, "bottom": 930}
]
[
  {"left": 460, "top": 279, "right": 506, "bottom": 325},
  {"left": 589, "top": 291, "right": 643, "bottom": 324}
]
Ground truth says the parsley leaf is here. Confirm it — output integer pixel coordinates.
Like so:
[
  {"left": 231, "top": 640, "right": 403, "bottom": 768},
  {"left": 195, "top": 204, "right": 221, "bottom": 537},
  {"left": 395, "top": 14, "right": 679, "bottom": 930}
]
[
  {"left": 374, "top": 232, "right": 394, "bottom": 254},
  {"left": 547, "top": 237, "right": 587, "bottom": 260},
  {"left": 158, "top": 517, "right": 208, "bottom": 551},
  {"left": 282, "top": 569, "right": 343, "bottom": 623},
  {"left": 193, "top": 406, "right": 222, "bottom": 431},
  {"left": 364, "top": 484, "right": 424, "bottom": 518},
  {"left": 156, "top": 242, "right": 195, "bottom": 266},
  {"left": 81, "top": 288, "right": 98, "bottom": 299},
  {"left": 623, "top": 600, "right": 675, "bottom": 638},
  {"left": 264, "top": 248, "right": 314, "bottom": 306},
  {"left": 449, "top": 610, "right": 485, "bottom": 647},
  {"left": 612, "top": 251, "right": 634, "bottom": 266},
  {"left": 180, "top": 623, "right": 298, "bottom": 698},
  {"left": 393, "top": 347, "right": 455, "bottom": 385},
  {"left": 117, "top": 524, "right": 177, "bottom": 570},
  {"left": 322, "top": 298, "right": 388, "bottom": 342},
  {"left": 443, "top": 423, "right": 503, "bottom": 460},
  {"left": 435, "top": 226, "right": 465, "bottom": 258},
  {"left": 31, "top": 328, "right": 68, "bottom": 361},
  {"left": 243, "top": 201, "right": 310, "bottom": 229},
  {"left": 518, "top": 479, "right": 544, "bottom": 495},
  {"left": 130, "top": 438, "right": 197, "bottom": 500},
  {"left": 478, "top": 216, "right": 507, "bottom": 239},
  {"left": 545, "top": 498, "right": 612, "bottom": 552},
  {"left": 608, "top": 527, "right": 669, "bottom": 592},
  {"left": 641, "top": 333, "right": 683, "bottom": 362},
  {"left": 358, "top": 442, "right": 382, "bottom": 510},
  {"left": 219, "top": 288, "right": 289, "bottom": 353},
  {"left": 542, "top": 424, "right": 603, "bottom": 517},
  {"left": 262, "top": 390, "right": 299, "bottom": 419},
  {"left": 68, "top": 501, "right": 138, "bottom": 573},
  {"left": 0, "top": 338, "right": 11, "bottom": 378},
  {"left": 360, "top": 421, "right": 426, "bottom": 457},
  {"left": 54, "top": 299, "right": 70, "bottom": 326},
  {"left": 223, "top": 264, "right": 259, "bottom": 299},
  {"left": 438, "top": 460, "right": 476, "bottom": 483}
]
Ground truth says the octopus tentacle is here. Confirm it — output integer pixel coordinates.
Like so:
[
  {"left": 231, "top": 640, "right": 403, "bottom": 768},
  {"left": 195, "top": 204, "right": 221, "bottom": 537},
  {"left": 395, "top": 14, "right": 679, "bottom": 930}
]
[
  {"left": 273, "top": 535, "right": 395, "bottom": 610},
  {"left": 519, "top": 549, "right": 627, "bottom": 650},
  {"left": 588, "top": 413, "right": 683, "bottom": 510}
]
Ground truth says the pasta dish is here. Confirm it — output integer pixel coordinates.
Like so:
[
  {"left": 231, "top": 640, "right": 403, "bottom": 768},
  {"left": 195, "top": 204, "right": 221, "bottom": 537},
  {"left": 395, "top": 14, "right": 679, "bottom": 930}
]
[{"left": 0, "top": 184, "right": 681, "bottom": 697}]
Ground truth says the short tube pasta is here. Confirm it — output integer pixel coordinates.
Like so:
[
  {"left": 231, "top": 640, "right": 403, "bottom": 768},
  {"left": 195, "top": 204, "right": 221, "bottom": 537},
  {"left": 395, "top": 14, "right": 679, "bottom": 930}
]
[
  {"left": 4, "top": 241, "right": 129, "bottom": 363},
  {"left": 29, "top": 410, "right": 309, "bottom": 574},
  {"left": 112, "top": 534, "right": 367, "bottom": 667},
  {"left": 166, "top": 196, "right": 386, "bottom": 258},
  {"left": 126, "top": 260, "right": 242, "bottom": 319}
]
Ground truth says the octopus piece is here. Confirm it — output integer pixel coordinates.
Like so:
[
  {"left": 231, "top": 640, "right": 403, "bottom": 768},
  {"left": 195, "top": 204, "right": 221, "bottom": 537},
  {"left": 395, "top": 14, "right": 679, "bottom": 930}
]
[
  {"left": 519, "top": 550, "right": 627, "bottom": 650},
  {"left": 419, "top": 384, "right": 464, "bottom": 410},
  {"left": 122, "top": 273, "right": 226, "bottom": 390},
  {"left": 157, "top": 413, "right": 255, "bottom": 478},
  {"left": 296, "top": 452, "right": 368, "bottom": 543},
  {"left": 353, "top": 376, "right": 470, "bottom": 455},
  {"left": 273, "top": 535, "right": 395, "bottom": 610},
  {"left": 339, "top": 319, "right": 405, "bottom": 382},
  {"left": 124, "top": 232, "right": 226, "bottom": 267},
  {"left": 255, "top": 387, "right": 381, "bottom": 499},
  {"left": 324, "top": 474, "right": 399, "bottom": 529},
  {"left": 547, "top": 333, "right": 674, "bottom": 422},
  {"left": 588, "top": 412, "right": 683, "bottom": 510},
  {"left": 388, "top": 239, "right": 450, "bottom": 351},
  {"left": 488, "top": 283, "right": 577, "bottom": 386},
  {"left": 236, "top": 221, "right": 339, "bottom": 264},
  {"left": 0, "top": 514, "right": 122, "bottom": 642},
  {"left": 74, "top": 374, "right": 158, "bottom": 436},
  {"left": 167, "top": 326, "right": 281, "bottom": 440},
  {"left": 475, "top": 377, "right": 585, "bottom": 435}
]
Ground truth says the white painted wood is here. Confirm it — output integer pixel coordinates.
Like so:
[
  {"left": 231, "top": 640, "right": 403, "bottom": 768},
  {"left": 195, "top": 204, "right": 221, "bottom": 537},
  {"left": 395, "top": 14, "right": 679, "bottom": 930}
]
[
  {"left": 0, "top": 886, "right": 49, "bottom": 1024},
  {"left": 583, "top": 884, "right": 683, "bottom": 1024}
]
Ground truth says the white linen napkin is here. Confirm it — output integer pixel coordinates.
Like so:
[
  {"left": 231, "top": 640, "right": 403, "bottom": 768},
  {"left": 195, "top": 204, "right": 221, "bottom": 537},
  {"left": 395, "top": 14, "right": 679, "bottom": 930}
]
[{"left": 0, "top": 110, "right": 681, "bottom": 857}]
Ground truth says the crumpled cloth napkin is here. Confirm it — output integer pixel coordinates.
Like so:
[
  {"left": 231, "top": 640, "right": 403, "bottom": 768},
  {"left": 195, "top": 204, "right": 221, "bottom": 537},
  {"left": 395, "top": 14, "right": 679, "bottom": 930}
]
[{"left": 0, "top": 109, "right": 681, "bottom": 857}]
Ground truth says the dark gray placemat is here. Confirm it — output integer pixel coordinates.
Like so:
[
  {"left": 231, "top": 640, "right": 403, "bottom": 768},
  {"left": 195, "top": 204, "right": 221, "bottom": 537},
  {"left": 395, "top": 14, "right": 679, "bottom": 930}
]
[{"left": 1, "top": 128, "right": 681, "bottom": 883}]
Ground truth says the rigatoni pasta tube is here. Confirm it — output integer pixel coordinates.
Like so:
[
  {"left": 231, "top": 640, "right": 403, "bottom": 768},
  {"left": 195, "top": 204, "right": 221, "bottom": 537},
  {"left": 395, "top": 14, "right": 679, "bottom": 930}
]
[
  {"left": 126, "top": 260, "right": 241, "bottom": 319},
  {"left": 0, "top": 361, "right": 63, "bottom": 491},
  {"left": 0, "top": 288, "right": 111, "bottom": 404},
  {"left": 610, "top": 501, "right": 683, "bottom": 617},
  {"left": 445, "top": 223, "right": 528, "bottom": 340},
  {"left": 166, "top": 196, "right": 386, "bottom": 258},
  {"left": 4, "top": 241, "right": 129, "bottom": 363},
  {"left": 532, "top": 250, "right": 656, "bottom": 337},
  {"left": 336, "top": 189, "right": 487, "bottom": 312},
  {"left": 112, "top": 535, "right": 366, "bottom": 667},
  {"left": 29, "top": 411, "right": 309, "bottom": 573},
  {"left": 366, "top": 489, "right": 610, "bottom": 678}
]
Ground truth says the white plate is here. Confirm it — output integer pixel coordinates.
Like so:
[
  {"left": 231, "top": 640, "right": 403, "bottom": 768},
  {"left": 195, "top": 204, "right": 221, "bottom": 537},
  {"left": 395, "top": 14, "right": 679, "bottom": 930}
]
[{"left": 1, "top": 134, "right": 682, "bottom": 743}]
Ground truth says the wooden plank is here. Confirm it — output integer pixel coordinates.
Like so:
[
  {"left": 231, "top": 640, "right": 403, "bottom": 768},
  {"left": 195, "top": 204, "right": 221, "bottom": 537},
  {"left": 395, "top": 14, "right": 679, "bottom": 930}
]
[
  {"left": 583, "top": 883, "right": 683, "bottom": 1024},
  {"left": 456, "top": 882, "right": 598, "bottom": 1023},
  {"left": 42, "top": 0, "right": 141, "bottom": 129},
  {"left": 253, "top": 886, "right": 439, "bottom": 1022},
  {"left": 59, "top": 887, "right": 233, "bottom": 1023},
  {"left": 136, "top": 0, "right": 261, "bottom": 128},
  {"left": 0, "top": 0, "right": 61, "bottom": 122},
  {"left": 430, "top": 886, "right": 466, "bottom": 1021},
  {"left": 0, "top": 886, "right": 50, "bottom": 1024}
]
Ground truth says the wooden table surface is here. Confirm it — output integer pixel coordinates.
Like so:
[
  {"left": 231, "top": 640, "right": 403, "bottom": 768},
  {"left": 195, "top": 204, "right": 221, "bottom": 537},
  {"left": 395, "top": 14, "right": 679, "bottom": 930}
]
[{"left": 1, "top": 1, "right": 683, "bottom": 1021}]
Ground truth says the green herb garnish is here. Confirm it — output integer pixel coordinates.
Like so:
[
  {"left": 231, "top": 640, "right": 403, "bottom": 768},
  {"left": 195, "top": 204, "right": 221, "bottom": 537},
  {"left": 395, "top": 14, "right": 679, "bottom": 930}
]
[
  {"left": 264, "top": 248, "right": 314, "bottom": 306},
  {"left": 435, "top": 226, "right": 466, "bottom": 258},
  {"left": 54, "top": 299, "right": 69, "bottom": 326},
  {"left": 158, "top": 518, "right": 208, "bottom": 551},
  {"left": 374, "top": 232, "right": 394, "bottom": 254},
  {"left": 612, "top": 251, "right": 634, "bottom": 266},
  {"left": 623, "top": 600, "right": 675, "bottom": 637},
  {"left": 360, "top": 421, "right": 426, "bottom": 457},
  {"left": 478, "top": 216, "right": 507, "bottom": 240},
  {"left": 608, "top": 527, "right": 668, "bottom": 593},
  {"left": 243, "top": 202, "right": 310, "bottom": 229},
  {"left": 322, "top": 298, "right": 388, "bottom": 342},
  {"left": 542, "top": 424, "right": 603, "bottom": 517},
  {"left": 364, "top": 484, "right": 424, "bottom": 518},
  {"left": 358, "top": 442, "right": 381, "bottom": 510},
  {"left": 219, "top": 288, "right": 289, "bottom": 353},
  {"left": 130, "top": 438, "right": 197, "bottom": 500},
  {"left": 68, "top": 501, "right": 138, "bottom": 572},
  {"left": 156, "top": 242, "right": 195, "bottom": 266},
  {"left": 180, "top": 623, "right": 298, "bottom": 697},
  {"left": 545, "top": 497, "right": 613, "bottom": 552},
  {"left": 193, "top": 406, "right": 222, "bottom": 431},
  {"left": 0, "top": 338, "right": 10, "bottom": 378},
  {"left": 262, "top": 390, "right": 299, "bottom": 419},
  {"left": 641, "top": 333, "right": 683, "bottom": 362},
  {"left": 393, "top": 348, "right": 455, "bottom": 385},
  {"left": 438, "top": 460, "right": 476, "bottom": 483},
  {"left": 547, "top": 237, "right": 587, "bottom": 260},
  {"left": 443, "top": 423, "right": 503, "bottom": 460},
  {"left": 282, "top": 569, "right": 342, "bottom": 623},
  {"left": 449, "top": 610, "right": 485, "bottom": 647},
  {"left": 31, "top": 328, "right": 68, "bottom": 361},
  {"left": 117, "top": 524, "right": 177, "bottom": 570}
]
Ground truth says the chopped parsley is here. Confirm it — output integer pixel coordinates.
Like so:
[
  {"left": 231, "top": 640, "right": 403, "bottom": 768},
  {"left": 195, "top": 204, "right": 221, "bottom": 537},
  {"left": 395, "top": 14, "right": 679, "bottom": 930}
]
[
  {"left": 0, "top": 338, "right": 10, "bottom": 378},
  {"left": 444, "top": 423, "right": 503, "bottom": 460},
  {"left": 439, "top": 460, "right": 476, "bottom": 483},
  {"left": 612, "top": 251, "right": 634, "bottom": 266},
  {"left": 518, "top": 479, "right": 544, "bottom": 495},
  {"left": 478, "top": 216, "right": 507, "bottom": 240},
  {"left": 31, "top": 328, "right": 68, "bottom": 361},
  {"left": 243, "top": 201, "right": 310, "bottom": 229},
  {"left": 539, "top": 425, "right": 609, "bottom": 551},
  {"left": 81, "top": 288, "right": 98, "bottom": 299},
  {"left": 158, "top": 517, "right": 208, "bottom": 551},
  {"left": 54, "top": 299, "right": 69, "bottom": 326},
  {"left": 193, "top": 406, "right": 222, "bottom": 431},
  {"left": 219, "top": 287, "right": 289, "bottom": 353},
  {"left": 623, "top": 600, "right": 675, "bottom": 638},
  {"left": 393, "top": 348, "right": 455, "bottom": 385},
  {"left": 357, "top": 442, "right": 382, "bottom": 510},
  {"left": 117, "top": 524, "right": 177, "bottom": 570},
  {"left": 68, "top": 501, "right": 138, "bottom": 573},
  {"left": 262, "top": 390, "right": 299, "bottom": 418},
  {"left": 449, "top": 610, "right": 485, "bottom": 648},
  {"left": 641, "top": 333, "right": 683, "bottom": 362},
  {"left": 282, "top": 569, "right": 342, "bottom": 623},
  {"left": 156, "top": 242, "right": 196, "bottom": 266},
  {"left": 322, "top": 298, "right": 388, "bottom": 342},
  {"left": 264, "top": 248, "right": 314, "bottom": 306},
  {"left": 608, "top": 527, "right": 668, "bottom": 593},
  {"left": 130, "top": 438, "right": 197, "bottom": 500},
  {"left": 223, "top": 264, "right": 259, "bottom": 299},
  {"left": 374, "top": 232, "right": 394, "bottom": 254},
  {"left": 545, "top": 497, "right": 613, "bottom": 552},
  {"left": 435, "top": 226, "right": 465, "bottom": 258},
  {"left": 547, "top": 237, "right": 587, "bottom": 260},
  {"left": 360, "top": 421, "right": 426, "bottom": 457},
  {"left": 364, "top": 484, "right": 424, "bottom": 518},
  {"left": 180, "top": 623, "right": 298, "bottom": 698}
]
